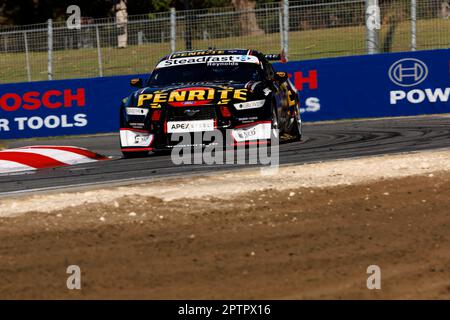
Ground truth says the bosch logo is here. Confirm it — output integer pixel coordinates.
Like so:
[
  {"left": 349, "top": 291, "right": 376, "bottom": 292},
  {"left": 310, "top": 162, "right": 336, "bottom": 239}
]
[
  {"left": 0, "top": 88, "right": 85, "bottom": 112},
  {"left": 388, "top": 59, "right": 449, "bottom": 105},
  {"left": 389, "top": 58, "right": 428, "bottom": 87},
  {"left": 0, "top": 88, "right": 88, "bottom": 133}
]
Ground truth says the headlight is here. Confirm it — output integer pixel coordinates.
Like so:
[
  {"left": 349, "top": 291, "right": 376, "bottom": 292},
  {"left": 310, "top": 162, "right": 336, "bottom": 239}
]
[
  {"left": 233, "top": 99, "right": 266, "bottom": 110},
  {"left": 126, "top": 107, "right": 149, "bottom": 116}
]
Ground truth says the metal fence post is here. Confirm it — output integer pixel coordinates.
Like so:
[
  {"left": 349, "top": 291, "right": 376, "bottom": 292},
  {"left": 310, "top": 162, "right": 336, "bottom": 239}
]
[
  {"left": 47, "top": 18, "right": 53, "bottom": 80},
  {"left": 185, "top": 11, "right": 193, "bottom": 50},
  {"left": 170, "top": 7, "right": 176, "bottom": 53},
  {"left": 279, "top": 6, "right": 283, "bottom": 54},
  {"left": 365, "top": 0, "right": 380, "bottom": 54},
  {"left": 96, "top": 25, "right": 103, "bottom": 77},
  {"left": 23, "top": 32, "right": 31, "bottom": 82},
  {"left": 411, "top": 0, "right": 417, "bottom": 51},
  {"left": 282, "top": 0, "right": 289, "bottom": 60}
]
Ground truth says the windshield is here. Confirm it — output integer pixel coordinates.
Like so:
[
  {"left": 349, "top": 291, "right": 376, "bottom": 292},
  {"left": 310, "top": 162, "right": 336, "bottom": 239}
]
[{"left": 148, "top": 63, "right": 263, "bottom": 86}]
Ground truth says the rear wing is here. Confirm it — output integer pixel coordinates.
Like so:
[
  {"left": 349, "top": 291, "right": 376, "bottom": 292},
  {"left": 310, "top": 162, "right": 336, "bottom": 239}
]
[
  {"left": 265, "top": 54, "right": 281, "bottom": 61},
  {"left": 264, "top": 53, "right": 287, "bottom": 63}
]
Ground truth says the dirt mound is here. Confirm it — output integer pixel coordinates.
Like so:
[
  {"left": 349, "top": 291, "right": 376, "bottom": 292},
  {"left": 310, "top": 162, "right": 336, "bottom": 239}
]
[{"left": 0, "top": 172, "right": 449, "bottom": 299}]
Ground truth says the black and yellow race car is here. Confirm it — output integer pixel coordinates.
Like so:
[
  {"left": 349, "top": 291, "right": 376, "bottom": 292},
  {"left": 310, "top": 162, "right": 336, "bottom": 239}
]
[{"left": 119, "top": 49, "right": 302, "bottom": 157}]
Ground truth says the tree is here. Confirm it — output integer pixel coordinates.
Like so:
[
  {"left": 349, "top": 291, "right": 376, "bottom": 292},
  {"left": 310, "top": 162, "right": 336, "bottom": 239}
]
[{"left": 231, "top": 0, "right": 264, "bottom": 36}]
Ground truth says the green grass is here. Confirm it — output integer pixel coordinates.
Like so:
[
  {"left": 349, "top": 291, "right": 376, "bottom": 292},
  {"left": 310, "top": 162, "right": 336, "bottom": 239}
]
[{"left": 0, "top": 18, "right": 448, "bottom": 84}]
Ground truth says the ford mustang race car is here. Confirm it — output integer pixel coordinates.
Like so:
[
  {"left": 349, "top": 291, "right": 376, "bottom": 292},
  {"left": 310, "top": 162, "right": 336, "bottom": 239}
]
[{"left": 119, "top": 49, "right": 302, "bottom": 157}]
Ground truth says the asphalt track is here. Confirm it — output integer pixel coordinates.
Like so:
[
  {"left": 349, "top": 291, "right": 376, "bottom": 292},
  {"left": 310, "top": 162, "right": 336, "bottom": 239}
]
[{"left": 1, "top": 115, "right": 449, "bottom": 195}]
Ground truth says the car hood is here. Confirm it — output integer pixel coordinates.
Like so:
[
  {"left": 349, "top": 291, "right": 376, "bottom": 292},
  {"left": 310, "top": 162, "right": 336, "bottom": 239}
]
[{"left": 130, "top": 81, "right": 269, "bottom": 108}]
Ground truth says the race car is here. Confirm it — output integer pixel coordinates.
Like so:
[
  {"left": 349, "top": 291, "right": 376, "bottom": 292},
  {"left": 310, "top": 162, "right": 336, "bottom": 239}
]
[{"left": 119, "top": 49, "right": 302, "bottom": 157}]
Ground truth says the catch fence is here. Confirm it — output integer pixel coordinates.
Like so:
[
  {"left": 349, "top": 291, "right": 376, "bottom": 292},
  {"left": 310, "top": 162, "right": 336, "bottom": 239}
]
[{"left": 0, "top": 0, "right": 448, "bottom": 83}]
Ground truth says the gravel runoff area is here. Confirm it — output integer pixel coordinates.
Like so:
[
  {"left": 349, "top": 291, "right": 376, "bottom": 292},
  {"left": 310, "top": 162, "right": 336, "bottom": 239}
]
[{"left": 0, "top": 149, "right": 449, "bottom": 299}]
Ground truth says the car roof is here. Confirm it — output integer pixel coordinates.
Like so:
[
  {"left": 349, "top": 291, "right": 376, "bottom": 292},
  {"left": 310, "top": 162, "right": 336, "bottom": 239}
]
[{"left": 161, "top": 49, "right": 260, "bottom": 61}]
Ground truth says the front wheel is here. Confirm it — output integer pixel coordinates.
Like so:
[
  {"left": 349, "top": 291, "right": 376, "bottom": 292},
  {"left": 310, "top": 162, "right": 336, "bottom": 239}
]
[
  {"left": 290, "top": 103, "right": 302, "bottom": 141},
  {"left": 270, "top": 103, "right": 280, "bottom": 144}
]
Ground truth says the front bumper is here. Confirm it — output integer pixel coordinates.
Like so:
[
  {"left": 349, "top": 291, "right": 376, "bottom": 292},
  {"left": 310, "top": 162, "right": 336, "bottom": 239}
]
[
  {"left": 120, "top": 120, "right": 272, "bottom": 152},
  {"left": 120, "top": 102, "right": 272, "bottom": 152},
  {"left": 120, "top": 128, "right": 154, "bottom": 152}
]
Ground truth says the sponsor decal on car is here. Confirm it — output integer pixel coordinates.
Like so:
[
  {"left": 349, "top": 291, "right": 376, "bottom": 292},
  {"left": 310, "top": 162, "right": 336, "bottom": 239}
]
[
  {"left": 170, "top": 50, "right": 226, "bottom": 58},
  {"left": 231, "top": 122, "right": 271, "bottom": 142},
  {"left": 206, "top": 62, "right": 238, "bottom": 67},
  {"left": 156, "top": 55, "right": 260, "bottom": 69},
  {"left": 237, "top": 127, "right": 257, "bottom": 139},
  {"left": 120, "top": 128, "right": 154, "bottom": 147},
  {"left": 125, "top": 107, "right": 149, "bottom": 116},
  {"left": 167, "top": 120, "right": 215, "bottom": 133},
  {"left": 137, "top": 87, "right": 248, "bottom": 107}
]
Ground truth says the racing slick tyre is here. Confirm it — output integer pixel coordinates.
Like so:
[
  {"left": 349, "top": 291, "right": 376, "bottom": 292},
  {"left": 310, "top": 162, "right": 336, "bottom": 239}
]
[
  {"left": 290, "top": 103, "right": 303, "bottom": 141},
  {"left": 270, "top": 102, "right": 280, "bottom": 144}
]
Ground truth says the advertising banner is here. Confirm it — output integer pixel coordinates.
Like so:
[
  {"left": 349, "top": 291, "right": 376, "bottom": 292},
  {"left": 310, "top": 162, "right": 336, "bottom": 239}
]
[
  {"left": 1, "top": 49, "right": 449, "bottom": 139},
  {"left": 274, "top": 48, "right": 450, "bottom": 122},
  {"left": 0, "top": 74, "right": 146, "bottom": 139}
]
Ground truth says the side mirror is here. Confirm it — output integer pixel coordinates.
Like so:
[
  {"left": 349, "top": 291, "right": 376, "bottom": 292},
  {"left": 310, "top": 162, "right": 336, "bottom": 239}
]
[
  {"left": 274, "top": 72, "right": 288, "bottom": 83},
  {"left": 130, "top": 78, "right": 143, "bottom": 88}
]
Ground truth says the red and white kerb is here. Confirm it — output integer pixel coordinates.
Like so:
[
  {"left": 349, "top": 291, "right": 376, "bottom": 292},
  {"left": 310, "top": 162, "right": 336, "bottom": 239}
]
[{"left": 0, "top": 146, "right": 108, "bottom": 174}]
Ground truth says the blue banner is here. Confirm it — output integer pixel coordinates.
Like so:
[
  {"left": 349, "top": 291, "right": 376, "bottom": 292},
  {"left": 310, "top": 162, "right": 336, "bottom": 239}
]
[
  {"left": 0, "top": 74, "right": 146, "bottom": 139},
  {"left": 1, "top": 49, "right": 449, "bottom": 139},
  {"left": 274, "top": 48, "right": 450, "bottom": 122}
]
